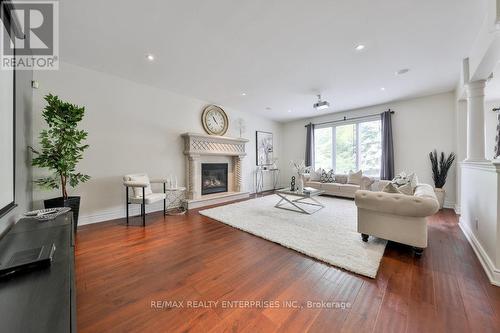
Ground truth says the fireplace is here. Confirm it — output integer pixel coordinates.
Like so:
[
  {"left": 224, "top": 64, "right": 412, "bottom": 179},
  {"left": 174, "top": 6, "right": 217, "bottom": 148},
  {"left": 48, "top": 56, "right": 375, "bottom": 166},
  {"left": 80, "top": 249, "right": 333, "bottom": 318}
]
[{"left": 201, "top": 163, "right": 228, "bottom": 195}]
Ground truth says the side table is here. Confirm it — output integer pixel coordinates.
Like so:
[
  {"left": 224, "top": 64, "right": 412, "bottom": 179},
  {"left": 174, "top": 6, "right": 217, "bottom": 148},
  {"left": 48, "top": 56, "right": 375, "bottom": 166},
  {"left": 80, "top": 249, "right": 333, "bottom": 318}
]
[{"left": 165, "top": 187, "right": 186, "bottom": 215}]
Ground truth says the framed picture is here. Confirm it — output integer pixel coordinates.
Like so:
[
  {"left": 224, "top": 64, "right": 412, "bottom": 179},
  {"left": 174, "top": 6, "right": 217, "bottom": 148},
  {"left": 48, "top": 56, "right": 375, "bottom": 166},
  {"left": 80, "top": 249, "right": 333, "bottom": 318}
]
[{"left": 256, "top": 131, "right": 273, "bottom": 166}]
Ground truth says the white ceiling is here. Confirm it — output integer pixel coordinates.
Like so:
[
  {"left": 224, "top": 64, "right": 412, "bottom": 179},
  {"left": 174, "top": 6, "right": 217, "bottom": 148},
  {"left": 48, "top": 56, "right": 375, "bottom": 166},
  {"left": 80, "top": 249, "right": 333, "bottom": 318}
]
[{"left": 59, "top": 0, "right": 488, "bottom": 122}]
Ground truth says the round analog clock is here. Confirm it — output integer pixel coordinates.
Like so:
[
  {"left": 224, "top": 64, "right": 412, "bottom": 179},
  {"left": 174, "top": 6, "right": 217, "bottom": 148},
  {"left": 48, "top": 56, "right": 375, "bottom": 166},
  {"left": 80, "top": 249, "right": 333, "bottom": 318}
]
[{"left": 201, "top": 105, "right": 229, "bottom": 136}]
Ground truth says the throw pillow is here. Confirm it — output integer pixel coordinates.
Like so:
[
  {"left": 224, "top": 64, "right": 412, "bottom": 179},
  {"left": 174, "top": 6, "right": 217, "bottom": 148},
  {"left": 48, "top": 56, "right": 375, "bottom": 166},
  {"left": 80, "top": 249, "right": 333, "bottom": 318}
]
[
  {"left": 382, "top": 182, "right": 400, "bottom": 194},
  {"left": 382, "top": 182, "right": 413, "bottom": 195},
  {"left": 320, "top": 169, "right": 335, "bottom": 183},
  {"left": 392, "top": 172, "right": 411, "bottom": 187},
  {"left": 347, "top": 170, "right": 363, "bottom": 185},
  {"left": 398, "top": 182, "right": 414, "bottom": 195},
  {"left": 309, "top": 168, "right": 323, "bottom": 181},
  {"left": 408, "top": 172, "right": 418, "bottom": 190}
]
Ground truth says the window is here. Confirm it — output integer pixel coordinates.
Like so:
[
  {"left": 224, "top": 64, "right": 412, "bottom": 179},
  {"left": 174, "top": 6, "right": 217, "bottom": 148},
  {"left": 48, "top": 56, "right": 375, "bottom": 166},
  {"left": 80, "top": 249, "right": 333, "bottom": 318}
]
[{"left": 314, "top": 119, "right": 381, "bottom": 177}]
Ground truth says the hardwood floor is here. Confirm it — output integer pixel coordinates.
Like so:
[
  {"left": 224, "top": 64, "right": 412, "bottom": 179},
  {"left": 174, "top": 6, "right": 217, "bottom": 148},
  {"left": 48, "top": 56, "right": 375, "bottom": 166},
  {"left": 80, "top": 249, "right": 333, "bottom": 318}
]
[{"left": 76, "top": 199, "right": 500, "bottom": 332}]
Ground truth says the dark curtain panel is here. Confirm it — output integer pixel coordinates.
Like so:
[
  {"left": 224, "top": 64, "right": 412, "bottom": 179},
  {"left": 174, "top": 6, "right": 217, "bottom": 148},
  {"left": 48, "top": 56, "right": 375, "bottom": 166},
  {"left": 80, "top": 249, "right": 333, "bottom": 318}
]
[
  {"left": 380, "top": 111, "right": 394, "bottom": 180},
  {"left": 305, "top": 123, "right": 315, "bottom": 167}
]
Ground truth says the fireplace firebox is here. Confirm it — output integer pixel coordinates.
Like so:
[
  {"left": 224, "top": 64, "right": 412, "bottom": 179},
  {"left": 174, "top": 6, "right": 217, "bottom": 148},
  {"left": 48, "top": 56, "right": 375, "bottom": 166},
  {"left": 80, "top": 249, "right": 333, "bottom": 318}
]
[{"left": 201, "top": 163, "right": 228, "bottom": 195}]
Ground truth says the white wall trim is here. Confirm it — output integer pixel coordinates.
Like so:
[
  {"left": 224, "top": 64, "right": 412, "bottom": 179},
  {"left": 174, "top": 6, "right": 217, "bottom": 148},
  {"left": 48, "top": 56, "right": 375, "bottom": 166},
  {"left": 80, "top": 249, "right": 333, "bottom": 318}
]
[
  {"left": 78, "top": 202, "right": 173, "bottom": 226},
  {"left": 460, "top": 161, "right": 500, "bottom": 173},
  {"left": 443, "top": 200, "right": 456, "bottom": 210},
  {"left": 454, "top": 204, "right": 461, "bottom": 215},
  {"left": 459, "top": 219, "right": 500, "bottom": 286}
]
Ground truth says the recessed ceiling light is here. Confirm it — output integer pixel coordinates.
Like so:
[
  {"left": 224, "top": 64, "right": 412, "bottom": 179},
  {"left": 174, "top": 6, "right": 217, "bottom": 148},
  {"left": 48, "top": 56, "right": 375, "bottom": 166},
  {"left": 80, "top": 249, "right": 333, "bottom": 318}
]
[
  {"left": 380, "top": 87, "right": 386, "bottom": 91},
  {"left": 146, "top": 54, "right": 155, "bottom": 61},
  {"left": 396, "top": 68, "right": 410, "bottom": 75},
  {"left": 287, "top": 109, "right": 292, "bottom": 113},
  {"left": 241, "top": 92, "right": 247, "bottom": 96},
  {"left": 355, "top": 44, "right": 365, "bottom": 51}
]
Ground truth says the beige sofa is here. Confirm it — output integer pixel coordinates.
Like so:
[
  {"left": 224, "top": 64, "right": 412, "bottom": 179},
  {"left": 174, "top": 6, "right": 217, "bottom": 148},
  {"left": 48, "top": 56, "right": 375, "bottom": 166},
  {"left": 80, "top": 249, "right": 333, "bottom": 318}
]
[
  {"left": 304, "top": 174, "right": 374, "bottom": 199},
  {"left": 354, "top": 183, "right": 439, "bottom": 256}
]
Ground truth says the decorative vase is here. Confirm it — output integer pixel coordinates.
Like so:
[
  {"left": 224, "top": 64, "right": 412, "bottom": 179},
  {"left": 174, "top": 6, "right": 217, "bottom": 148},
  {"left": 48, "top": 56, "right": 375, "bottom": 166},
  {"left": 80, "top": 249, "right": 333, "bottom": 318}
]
[
  {"left": 297, "top": 174, "right": 304, "bottom": 192},
  {"left": 434, "top": 188, "right": 445, "bottom": 210}
]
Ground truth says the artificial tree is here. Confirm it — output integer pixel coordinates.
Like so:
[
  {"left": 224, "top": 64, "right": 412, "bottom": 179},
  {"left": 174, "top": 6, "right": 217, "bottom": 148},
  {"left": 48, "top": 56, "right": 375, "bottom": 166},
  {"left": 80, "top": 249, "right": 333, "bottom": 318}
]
[
  {"left": 30, "top": 94, "right": 90, "bottom": 228},
  {"left": 429, "top": 150, "right": 456, "bottom": 209}
]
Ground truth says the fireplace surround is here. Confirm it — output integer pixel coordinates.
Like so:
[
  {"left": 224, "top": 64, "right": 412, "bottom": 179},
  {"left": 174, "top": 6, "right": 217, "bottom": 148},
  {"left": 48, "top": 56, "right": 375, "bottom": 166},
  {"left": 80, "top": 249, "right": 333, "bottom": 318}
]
[{"left": 182, "top": 133, "right": 250, "bottom": 209}]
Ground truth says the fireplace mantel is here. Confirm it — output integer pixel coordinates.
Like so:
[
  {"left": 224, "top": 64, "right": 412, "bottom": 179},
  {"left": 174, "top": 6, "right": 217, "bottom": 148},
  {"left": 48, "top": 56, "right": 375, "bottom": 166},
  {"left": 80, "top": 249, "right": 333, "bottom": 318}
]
[
  {"left": 182, "top": 133, "right": 249, "bottom": 157},
  {"left": 181, "top": 133, "right": 250, "bottom": 208}
]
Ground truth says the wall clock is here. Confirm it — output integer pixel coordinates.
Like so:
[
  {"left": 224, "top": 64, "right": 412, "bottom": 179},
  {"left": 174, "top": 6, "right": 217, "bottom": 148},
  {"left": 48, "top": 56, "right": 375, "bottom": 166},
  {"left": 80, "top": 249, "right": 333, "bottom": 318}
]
[{"left": 201, "top": 105, "right": 229, "bottom": 136}]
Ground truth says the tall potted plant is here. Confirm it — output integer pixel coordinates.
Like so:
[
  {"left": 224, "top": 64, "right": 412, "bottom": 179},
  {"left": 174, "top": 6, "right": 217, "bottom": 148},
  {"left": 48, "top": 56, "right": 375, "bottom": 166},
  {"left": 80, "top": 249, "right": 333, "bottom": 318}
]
[
  {"left": 429, "top": 150, "right": 455, "bottom": 209},
  {"left": 30, "top": 94, "right": 90, "bottom": 231}
]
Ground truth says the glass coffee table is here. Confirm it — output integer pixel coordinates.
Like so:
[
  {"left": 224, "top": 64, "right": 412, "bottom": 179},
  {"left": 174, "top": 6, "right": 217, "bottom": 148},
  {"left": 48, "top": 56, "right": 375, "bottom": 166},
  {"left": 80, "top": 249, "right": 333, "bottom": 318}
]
[{"left": 275, "top": 187, "right": 325, "bottom": 215}]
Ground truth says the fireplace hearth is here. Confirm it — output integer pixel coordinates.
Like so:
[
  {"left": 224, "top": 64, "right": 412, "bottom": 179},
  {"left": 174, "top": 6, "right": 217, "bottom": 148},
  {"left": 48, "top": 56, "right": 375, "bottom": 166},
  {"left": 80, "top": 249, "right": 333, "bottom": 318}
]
[{"left": 201, "top": 163, "right": 228, "bottom": 195}]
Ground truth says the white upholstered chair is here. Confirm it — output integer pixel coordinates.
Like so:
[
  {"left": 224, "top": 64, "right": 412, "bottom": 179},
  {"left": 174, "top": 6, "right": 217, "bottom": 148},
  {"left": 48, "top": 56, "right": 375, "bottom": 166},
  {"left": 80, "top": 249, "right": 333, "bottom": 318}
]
[{"left": 123, "top": 173, "right": 168, "bottom": 226}]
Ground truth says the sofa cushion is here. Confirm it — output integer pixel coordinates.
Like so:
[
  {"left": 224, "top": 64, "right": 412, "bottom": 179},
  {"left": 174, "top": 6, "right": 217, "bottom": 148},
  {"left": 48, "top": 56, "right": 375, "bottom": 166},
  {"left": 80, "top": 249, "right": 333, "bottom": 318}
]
[
  {"left": 338, "top": 183, "right": 360, "bottom": 197},
  {"left": 335, "top": 174, "right": 348, "bottom": 184},
  {"left": 348, "top": 170, "right": 363, "bottom": 185},
  {"left": 305, "top": 181, "right": 322, "bottom": 189},
  {"left": 320, "top": 169, "right": 335, "bottom": 183},
  {"left": 321, "top": 183, "right": 340, "bottom": 193}
]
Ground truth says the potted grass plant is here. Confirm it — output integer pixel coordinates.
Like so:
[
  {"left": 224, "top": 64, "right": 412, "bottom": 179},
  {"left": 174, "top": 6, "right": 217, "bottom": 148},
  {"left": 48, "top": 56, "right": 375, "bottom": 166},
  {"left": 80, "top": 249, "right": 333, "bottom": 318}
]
[
  {"left": 429, "top": 150, "right": 456, "bottom": 209},
  {"left": 30, "top": 94, "right": 90, "bottom": 231}
]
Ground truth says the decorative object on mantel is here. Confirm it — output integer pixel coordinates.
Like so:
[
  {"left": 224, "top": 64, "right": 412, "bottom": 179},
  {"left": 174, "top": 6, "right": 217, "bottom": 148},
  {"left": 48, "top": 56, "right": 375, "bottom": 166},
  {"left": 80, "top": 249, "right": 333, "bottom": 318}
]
[
  {"left": 493, "top": 107, "right": 500, "bottom": 159},
  {"left": 201, "top": 105, "right": 229, "bottom": 136},
  {"left": 23, "top": 207, "right": 71, "bottom": 221},
  {"left": 256, "top": 131, "right": 273, "bottom": 166},
  {"left": 290, "top": 176, "right": 296, "bottom": 192},
  {"left": 29, "top": 94, "right": 90, "bottom": 232},
  {"left": 429, "top": 150, "right": 456, "bottom": 209},
  {"left": 235, "top": 117, "right": 246, "bottom": 138},
  {"left": 290, "top": 160, "right": 311, "bottom": 193}
]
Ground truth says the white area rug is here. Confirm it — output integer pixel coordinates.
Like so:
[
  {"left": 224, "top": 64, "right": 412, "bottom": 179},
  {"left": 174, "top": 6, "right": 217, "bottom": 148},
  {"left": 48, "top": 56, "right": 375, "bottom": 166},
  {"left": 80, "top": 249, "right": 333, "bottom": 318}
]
[{"left": 200, "top": 195, "right": 387, "bottom": 278}]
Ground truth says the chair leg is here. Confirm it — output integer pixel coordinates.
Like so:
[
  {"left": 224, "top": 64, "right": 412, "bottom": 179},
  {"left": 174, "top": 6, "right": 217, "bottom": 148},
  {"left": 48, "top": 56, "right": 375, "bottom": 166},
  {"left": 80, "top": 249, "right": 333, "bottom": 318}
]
[
  {"left": 142, "top": 187, "right": 146, "bottom": 227},
  {"left": 126, "top": 187, "right": 129, "bottom": 225},
  {"left": 163, "top": 183, "right": 166, "bottom": 216}
]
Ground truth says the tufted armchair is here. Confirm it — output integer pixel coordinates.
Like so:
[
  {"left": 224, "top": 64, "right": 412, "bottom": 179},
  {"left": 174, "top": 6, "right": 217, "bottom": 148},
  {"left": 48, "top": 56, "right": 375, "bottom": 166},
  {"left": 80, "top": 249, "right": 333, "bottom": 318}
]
[
  {"left": 123, "top": 174, "right": 168, "bottom": 226},
  {"left": 354, "top": 183, "right": 440, "bottom": 256}
]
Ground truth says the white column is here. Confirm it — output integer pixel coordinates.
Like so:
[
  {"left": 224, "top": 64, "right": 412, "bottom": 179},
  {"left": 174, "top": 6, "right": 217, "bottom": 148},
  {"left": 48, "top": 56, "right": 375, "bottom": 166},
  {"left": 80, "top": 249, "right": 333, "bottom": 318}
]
[{"left": 465, "top": 80, "right": 487, "bottom": 162}]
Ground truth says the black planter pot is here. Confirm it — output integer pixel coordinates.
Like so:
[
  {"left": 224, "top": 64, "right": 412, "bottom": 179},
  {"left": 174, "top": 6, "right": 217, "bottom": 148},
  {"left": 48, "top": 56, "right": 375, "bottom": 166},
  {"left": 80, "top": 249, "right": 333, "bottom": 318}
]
[{"left": 44, "top": 196, "right": 81, "bottom": 232}]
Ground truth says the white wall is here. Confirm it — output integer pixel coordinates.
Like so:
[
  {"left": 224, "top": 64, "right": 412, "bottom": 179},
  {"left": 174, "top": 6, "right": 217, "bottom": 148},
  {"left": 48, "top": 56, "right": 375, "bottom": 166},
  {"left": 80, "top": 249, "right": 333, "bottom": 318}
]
[
  {"left": 32, "top": 62, "right": 283, "bottom": 225},
  {"left": 282, "top": 92, "right": 457, "bottom": 207}
]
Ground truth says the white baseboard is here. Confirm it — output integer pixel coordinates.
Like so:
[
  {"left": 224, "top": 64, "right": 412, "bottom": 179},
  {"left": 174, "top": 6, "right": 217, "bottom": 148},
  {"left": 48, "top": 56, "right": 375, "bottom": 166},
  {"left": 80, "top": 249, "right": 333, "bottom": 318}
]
[
  {"left": 78, "top": 201, "right": 171, "bottom": 226},
  {"left": 454, "top": 204, "right": 461, "bottom": 215},
  {"left": 443, "top": 200, "right": 455, "bottom": 210},
  {"left": 459, "top": 219, "right": 500, "bottom": 286}
]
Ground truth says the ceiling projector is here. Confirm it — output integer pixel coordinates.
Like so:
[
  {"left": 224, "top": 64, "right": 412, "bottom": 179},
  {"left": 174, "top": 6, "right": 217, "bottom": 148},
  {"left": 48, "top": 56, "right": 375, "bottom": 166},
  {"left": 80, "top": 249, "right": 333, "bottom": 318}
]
[{"left": 313, "top": 94, "right": 330, "bottom": 110}]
